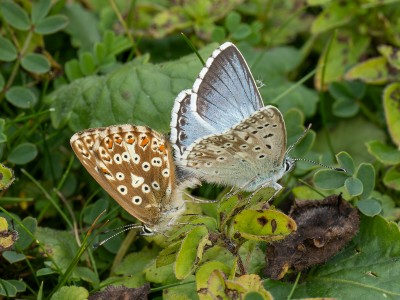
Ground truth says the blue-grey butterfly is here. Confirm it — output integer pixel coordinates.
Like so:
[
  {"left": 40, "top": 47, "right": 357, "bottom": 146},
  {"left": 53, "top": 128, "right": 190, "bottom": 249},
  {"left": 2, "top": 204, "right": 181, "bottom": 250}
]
[
  {"left": 170, "top": 42, "right": 300, "bottom": 197},
  {"left": 71, "top": 125, "right": 186, "bottom": 235}
]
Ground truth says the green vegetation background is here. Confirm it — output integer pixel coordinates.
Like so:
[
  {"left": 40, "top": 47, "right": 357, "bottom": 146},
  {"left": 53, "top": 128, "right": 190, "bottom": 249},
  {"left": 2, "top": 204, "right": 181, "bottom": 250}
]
[{"left": 0, "top": 0, "right": 400, "bottom": 299}]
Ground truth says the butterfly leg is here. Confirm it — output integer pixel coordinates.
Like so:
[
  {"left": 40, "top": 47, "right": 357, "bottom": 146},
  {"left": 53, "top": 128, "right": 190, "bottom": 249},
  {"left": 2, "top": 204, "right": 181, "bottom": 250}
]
[
  {"left": 245, "top": 182, "right": 283, "bottom": 204},
  {"left": 184, "top": 191, "right": 218, "bottom": 203}
]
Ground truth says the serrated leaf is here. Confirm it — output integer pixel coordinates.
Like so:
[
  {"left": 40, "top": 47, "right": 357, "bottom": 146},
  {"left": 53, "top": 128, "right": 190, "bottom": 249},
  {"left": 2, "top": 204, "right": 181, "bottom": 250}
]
[
  {"left": 357, "top": 199, "right": 381, "bottom": 216},
  {"left": 31, "top": 0, "right": 51, "bottom": 23},
  {"left": 0, "top": 36, "right": 17, "bottom": 62},
  {"left": 356, "top": 163, "right": 375, "bottom": 199},
  {"left": 0, "top": 1, "right": 30, "bottom": 31},
  {"left": 345, "top": 177, "right": 363, "bottom": 197},
  {"left": 233, "top": 209, "right": 297, "bottom": 241},
  {"left": 8, "top": 143, "right": 38, "bottom": 165},
  {"left": 79, "top": 52, "right": 96, "bottom": 75},
  {"left": 336, "top": 151, "right": 355, "bottom": 175},
  {"left": 265, "top": 215, "right": 400, "bottom": 298},
  {"left": 366, "top": 140, "right": 400, "bottom": 165},
  {"left": 345, "top": 57, "right": 389, "bottom": 84},
  {"left": 314, "top": 169, "right": 348, "bottom": 189},
  {"left": 383, "top": 166, "right": 400, "bottom": 191},
  {"left": 21, "top": 53, "right": 51, "bottom": 74},
  {"left": 0, "top": 163, "right": 14, "bottom": 190},
  {"left": 35, "top": 15, "right": 69, "bottom": 34},
  {"left": 175, "top": 225, "right": 210, "bottom": 279},
  {"left": 383, "top": 83, "right": 400, "bottom": 148},
  {"left": 2, "top": 251, "right": 25, "bottom": 264},
  {"left": 50, "top": 286, "right": 89, "bottom": 300},
  {"left": 5, "top": 86, "right": 38, "bottom": 109}
]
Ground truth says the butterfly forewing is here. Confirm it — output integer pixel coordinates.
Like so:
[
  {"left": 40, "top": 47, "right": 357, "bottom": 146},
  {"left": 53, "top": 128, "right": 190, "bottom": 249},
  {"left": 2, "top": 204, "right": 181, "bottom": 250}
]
[
  {"left": 181, "top": 106, "right": 286, "bottom": 189},
  {"left": 71, "top": 125, "right": 176, "bottom": 226},
  {"left": 191, "top": 42, "right": 264, "bottom": 130}
]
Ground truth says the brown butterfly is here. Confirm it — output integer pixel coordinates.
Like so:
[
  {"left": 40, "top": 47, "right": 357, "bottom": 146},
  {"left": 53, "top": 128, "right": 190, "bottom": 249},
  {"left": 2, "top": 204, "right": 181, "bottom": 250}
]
[{"left": 70, "top": 125, "right": 185, "bottom": 235}]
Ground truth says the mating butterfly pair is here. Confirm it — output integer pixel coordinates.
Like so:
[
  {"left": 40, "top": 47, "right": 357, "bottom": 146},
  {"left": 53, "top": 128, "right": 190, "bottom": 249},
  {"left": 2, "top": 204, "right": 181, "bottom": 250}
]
[{"left": 71, "top": 42, "right": 295, "bottom": 235}]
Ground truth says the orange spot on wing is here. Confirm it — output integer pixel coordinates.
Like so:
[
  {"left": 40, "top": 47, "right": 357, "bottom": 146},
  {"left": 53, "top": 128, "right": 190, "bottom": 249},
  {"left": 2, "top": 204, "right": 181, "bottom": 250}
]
[
  {"left": 101, "top": 168, "right": 111, "bottom": 176},
  {"left": 107, "top": 139, "right": 113, "bottom": 149},
  {"left": 127, "top": 137, "right": 135, "bottom": 144},
  {"left": 115, "top": 136, "right": 122, "bottom": 144},
  {"left": 158, "top": 144, "right": 165, "bottom": 153},
  {"left": 140, "top": 136, "right": 149, "bottom": 147}
]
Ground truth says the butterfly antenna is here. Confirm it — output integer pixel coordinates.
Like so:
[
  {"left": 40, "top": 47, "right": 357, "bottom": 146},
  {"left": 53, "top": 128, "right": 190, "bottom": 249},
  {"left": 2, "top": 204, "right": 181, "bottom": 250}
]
[
  {"left": 93, "top": 224, "right": 143, "bottom": 248},
  {"left": 293, "top": 157, "right": 346, "bottom": 172},
  {"left": 286, "top": 124, "right": 312, "bottom": 155}
]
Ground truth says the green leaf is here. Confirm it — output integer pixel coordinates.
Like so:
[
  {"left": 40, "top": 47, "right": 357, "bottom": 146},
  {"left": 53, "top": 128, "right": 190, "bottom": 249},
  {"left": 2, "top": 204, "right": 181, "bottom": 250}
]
[
  {"left": 0, "top": 1, "right": 30, "bottom": 31},
  {"left": 314, "top": 169, "right": 348, "bottom": 189},
  {"left": 366, "top": 140, "right": 400, "bottom": 165},
  {"left": 2, "top": 251, "right": 26, "bottom": 264},
  {"left": 21, "top": 53, "right": 51, "bottom": 74},
  {"left": 356, "top": 163, "right": 375, "bottom": 199},
  {"left": 36, "top": 267, "right": 57, "bottom": 276},
  {"left": 233, "top": 209, "right": 297, "bottom": 241},
  {"left": 64, "top": 59, "right": 84, "bottom": 81},
  {"left": 5, "top": 86, "right": 38, "bottom": 109},
  {"left": 31, "top": 0, "right": 51, "bottom": 23},
  {"left": 0, "top": 72, "right": 4, "bottom": 90},
  {"left": 344, "top": 177, "right": 363, "bottom": 197},
  {"left": 7, "top": 280, "right": 26, "bottom": 293},
  {"left": 0, "top": 36, "right": 17, "bottom": 62},
  {"left": 115, "top": 246, "right": 159, "bottom": 276},
  {"left": 336, "top": 151, "right": 355, "bottom": 175},
  {"left": 15, "top": 217, "right": 37, "bottom": 250},
  {"left": 0, "top": 279, "right": 17, "bottom": 297},
  {"left": 49, "top": 43, "right": 218, "bottom": 130},
  {"left": 157, "top": 240, "right": 182, "bottom": 268},
  {"left": 211, "top": 26, "right": 226, "bottom": 42},
  {"left": 0, "top": 163, "right": 14, "bottom": 190},
  {"left": 378, "top": 44, "right": 400, "bottom": 69},
  {"left": 357, "top": 199, "right": 382, "bottom": 216},
  {"left": 232, "top": 24, "right": 252, "bottom": 40},
  {"left": 383, "top": 166, "right": 400, "bottom": 191},
  {"left": 345, "top": 57, "right": 389, "bottom": 84},
  {"left": 383, "top": 83, "right": 400, "bottom": 148},
  {"left": 50, "top": 286, "right": 89, "bottom": 300},
  {"left": 8, "top": 143, "right": 38, "bottom": 165},
  {"left": 225, "top": 11, "right": 241, "bottom": 32},
  {"left": 332, "top": 97, "right": 359, "bottom": 117},
  {"left": 266, "top": 215, "right": 400, "bottom": 299},
  {"left": 311, "top": 1, "right": 357, "bottom": 34},
  {"left": 175, "top": 225, "right": 210, "bottom": 279},
  {"left": 79, "top": 52, "right": 96, "bottom": 76},
  {"left": 35, "top": 15, "right": 69, "bottom": 35},
  {"left": 196, "top": 261, "right": 231, "bottom": 291}
]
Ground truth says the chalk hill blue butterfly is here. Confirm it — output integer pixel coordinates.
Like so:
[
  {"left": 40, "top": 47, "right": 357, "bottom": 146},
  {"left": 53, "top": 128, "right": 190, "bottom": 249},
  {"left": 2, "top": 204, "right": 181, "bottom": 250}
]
[
  {"left": 71, "top": 125, "right": 185, "bottom": 235},
  {"left": 170, "top": 42, "right": 297, "bottom": 195}
]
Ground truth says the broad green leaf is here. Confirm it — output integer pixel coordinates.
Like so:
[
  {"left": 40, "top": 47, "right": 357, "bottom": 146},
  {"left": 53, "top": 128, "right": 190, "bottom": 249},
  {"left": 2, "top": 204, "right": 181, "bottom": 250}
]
[
  {"left": 196, "top": 261, "right": 231, "bottom": 292},
  {"left": 383, "top": 83, "right": 400, "bottom": 148},
  {"left": 316, "top": 30, "right": 370, "bottom": 89},
  {"left": 64, "top": 59, "right": 84, "bottom": 81},
  {"left": 5, "top": 86, "right": 38, "bottom": 109},
  {"left": 357, "top": 199, "right": 381, "bottom": 216},
  {"left": 49, "top": 43, "right": 218, "bottom": 131},
  {"left": 21, "top": 53, "right": 51, "bottom": 74},
  {"left": 35, "top": 15, "right": 69, "bottom": 35},
  {"left": 383, "top": 166, "right": 400, "bottom": 191},
  {"left": 175, "top": 225, "right": 210, "bottom": 279},
  {"left": 7, "top": 280, "right": 26, "bottom": 293},
  {"left": 211, "top": 26, "right": 226, "bottom": 42},
  {"left": 0, "top": 1, "right": 30, "bottom": 31},
  {"left": 345, "top": 57, "right": 389, "bottom": 84},
  {"left": 344, "top": 177, "right": 363, "bottom": 197},
  {"left": 225, "top": 11, "right": 241, "bottom": 32},
  {"left": 2, "top": 251, "right": 26, "bottom": 264},
  {"left": 356, "top": 163, "right": 375, "bottom": 199},
  {"left": 265, "top": 215, "right": 400, "bottom": 299},
  {"left": 115, "top": 246, "right": 159, "bottom": 276},
  {"left": 314, "top": 169, "right": 348, "bottom": 189},
  {"left": 366, "top": 140, "right": 400, "bottom": 165},
  {"left": 50, "top": 286, "right": 89, "bottom": 300},
  {"left": 332, "top": 97, "right": 359, "bottom": 117},
  {"left": 0, "top": 36, "right": 17, "bottom": 62},
  {"left": 74, "top": 267, "right": 99, "bottom": 285},
  {"left": 0, "top": 279, "right": 17, "bottom": 297},
  {"left": 233, "top": 209, "right": 297, "bottom": 241},
  {"left": 232, "top": 24, "right": 252, "bottom": 40},
  {"left": 311, "top": 1, "right": 357, "bottom": 34},
  {"left": 378, "top": 44, "right": 400, "bottom": 69},
  {"left": 35, "top": 227, "right": 78, "bottom": 272},
  {"left": 145, "top": 259, "right": 179, "bottom": 285},
  {"left": 8, "top": 143, "right": 38, "bottom": 165},
  {"left": 336, "top": 151, "right": 355, "bottom": 175},
  {"left": 0, "top": 163, "right": 14, "bottom": 190},
  {"left": 31, "top": 0, "right": 51, "bottom": 23},
  {"left": 230, "top": 275, "right": 272, "bottom": 300},
  {"left": 157, "top": 240, "right": 182, "bottom": 268}
]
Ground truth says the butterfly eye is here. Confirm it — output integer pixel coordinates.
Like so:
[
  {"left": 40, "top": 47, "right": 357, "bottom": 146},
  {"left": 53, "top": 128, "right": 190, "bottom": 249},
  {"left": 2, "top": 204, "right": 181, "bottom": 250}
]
[{"left": 285, "top": 160, "right": 293, "bottom": 172}]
